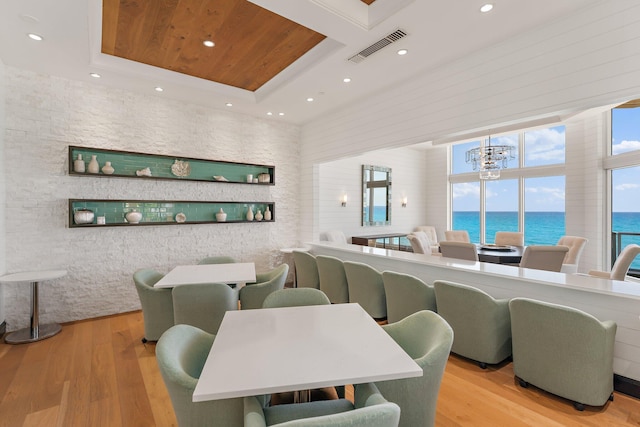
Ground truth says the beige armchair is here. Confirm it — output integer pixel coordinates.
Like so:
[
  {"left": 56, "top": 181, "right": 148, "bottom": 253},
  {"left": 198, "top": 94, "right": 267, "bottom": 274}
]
[
  {"left": 557, "top": 236, "right": 588, "bottom": 274},
  {"left": 494, "top": 231, "right": 524, "bottom": 246},
  {"left": 519, "top": 245, "right": 569, "bottom": 272},
  {"left": 588, "top": 244, "right": 640, "bottom": 280},
  {"left": 444, "top": 230, "right": 470, "bottom": 242},
  {"left": 439, "top": 241, "right": 478, "bottom": 261}
]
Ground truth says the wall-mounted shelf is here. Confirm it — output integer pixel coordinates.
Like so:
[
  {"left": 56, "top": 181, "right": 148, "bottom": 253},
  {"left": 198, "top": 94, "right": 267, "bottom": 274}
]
[
  {"left": 68, "top": 146, "right": 275, "bottom": 185},
  {"left": 69, "top": 199, "right": 275, "bottom": 228}
]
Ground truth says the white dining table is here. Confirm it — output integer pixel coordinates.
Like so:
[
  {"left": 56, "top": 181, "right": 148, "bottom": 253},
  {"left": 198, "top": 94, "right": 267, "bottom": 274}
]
[
  {"left": 153, "top": 262, "right": 256, "bottom": 289},
  {"left": 192, "top": 303, "right": 422, "bottom": 402}
]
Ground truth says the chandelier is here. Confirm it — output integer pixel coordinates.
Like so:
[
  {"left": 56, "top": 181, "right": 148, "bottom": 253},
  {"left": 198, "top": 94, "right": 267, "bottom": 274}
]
[{"left": 465, "top": 136, "right": 515, "bottom": 180}]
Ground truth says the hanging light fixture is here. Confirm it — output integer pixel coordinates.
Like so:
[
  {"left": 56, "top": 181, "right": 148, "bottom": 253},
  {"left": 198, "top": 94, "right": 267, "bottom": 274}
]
[{"left": 465, "top": 136, "right": 515, "bottom": 180}]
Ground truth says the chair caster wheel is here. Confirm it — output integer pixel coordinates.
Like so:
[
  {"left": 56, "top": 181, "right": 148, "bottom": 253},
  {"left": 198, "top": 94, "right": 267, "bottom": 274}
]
[
  {"left": 609, "top": 393, "right": 614, "bottom": 402},
  {"left": 479, "top": 362, "right": 487, "bottom": 369},
  {"left": 573, "top": 402, "right": 585, "bottom": 411},
  {"left": 141, "top": 337, "right": 148, "bottom": 344},
  {"left": 517, "top": 378, "right": 529, "bottom": 388}
]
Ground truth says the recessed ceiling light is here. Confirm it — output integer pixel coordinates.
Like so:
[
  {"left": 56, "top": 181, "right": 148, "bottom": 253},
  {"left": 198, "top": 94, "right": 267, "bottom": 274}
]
[
  {"left": 203, "top": 40, "right": 215, "bottom": 47},
  {"left": 397, "top": 49, "right": 408, "bottom": 56},
  {"left": 267, "top": 112, "right": 273, "bottom": 116},
  {"left": 155, "top": 87, "right": 164, "bottom": 92},
  {"left": 307, "top": 97, "right": 314, "bottom": 102},
  {"left": 278, "top": 112, "right": 285, "bottom": 116},
  {"left": 89, "top": 73, "right": 101, "bottom": 78},
  {"left": 480, "top": 4, "right": 494, "bottom": 12},
  {"left": 19, "top": 14, "right": 39, "bottom": 24},
  {"left": 343, "top": 77, "right": 351, "bottom": 83},
  {"left": 225, "top": 102, "right": 233, "bottom": 107},
  {"left": 27, "top": 33, "right": 43, "bottom": 41}
]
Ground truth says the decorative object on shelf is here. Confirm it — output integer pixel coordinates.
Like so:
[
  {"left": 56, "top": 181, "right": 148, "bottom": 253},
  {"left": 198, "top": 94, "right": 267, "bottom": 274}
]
[
  {"left": 216, "top": 208, "right": 227, "bottom": 222},
  {"left": 253, "top": 178, "right": 258, "bottom": 183},
  {"left": 101, "top": 161, "right": 115, "bottom": 175},
  {"left": 73, "top": 154, "right": 85, "bottom": 173},
  {"left": 257, "top": 173, "right": 270, "bottom": 183},
  {"left": 255, "top": 210, "right": 263, "bottom": 221},
  {"left": 246, "top": 206, "right": 254, "bottom": 221},
  {"left": 171, "top": 159, "right": 191, "bottom": 177},
  {"left": 88, "top": 155, "right": 99, "bottom": 174},
  {"left": 247, "top": 174, "right": 253, "bottom": 183},
  {"left": 175, "top": 212, "right": 187, "bottom": 223},
  {"left": 213, "top": 175, "right": 229, "bottom": 182},
  {"left": 465, "top": 135, "right": 515, "bottom": 180},
  {"left": 136, "top": 167, "right": 152, "bottom": 176},
  {"left": 97, "top": 216, "right": 106, "bottom": 225},
  {"left": 73, "top": 209, "right": 95, "bottom": 224},
  {"left": 125, "top": 211, "right": 143, "bottom": 224},
  {"left": 264, "top": 206, "right": 272, "bottom": 221}
]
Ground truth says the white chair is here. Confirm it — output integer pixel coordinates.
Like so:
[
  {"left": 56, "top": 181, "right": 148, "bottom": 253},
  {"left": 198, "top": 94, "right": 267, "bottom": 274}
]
[
  {"left": 412, "top": 227, "right": 440, "bottom": 254},
  {"left": 407, "top": 234, "right": 427, "bottom": 254},
  {"left": 439, "top": 241, "right": 478, "bottom": 261},
  {"left": 519, "top": 245, "right": 569, "bottom": 272},
  {"left": 444, "top": 230, "right": 471, "bottom": 243},
  {"left": 588, "top": 244, "right": 640, "bottom": 281},
  {"left": 557, "top": 236, "right": 588, "bottom": 274},
  {"left": 494, "top": 231, "right": 524, "bottom": 246},
  {"left": 321, "top": 230, "right": 348, "bottom": 244}
]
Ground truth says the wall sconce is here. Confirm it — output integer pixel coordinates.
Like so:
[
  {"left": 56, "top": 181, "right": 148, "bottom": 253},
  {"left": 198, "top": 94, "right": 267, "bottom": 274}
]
[
  {"left": 341, "top": 193, "right": 348, "bottom": 207},
  {"left": 401, "top": 196, "right": 408, "bottom": 208}
]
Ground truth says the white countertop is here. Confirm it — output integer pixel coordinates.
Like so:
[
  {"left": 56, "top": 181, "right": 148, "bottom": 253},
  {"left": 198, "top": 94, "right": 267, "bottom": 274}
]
[
  {"left": 193, "top": 303, "right": 422, "bottom": 402},
  {"left": 0, "top": 270, "right": 67, "bottom": 283},
  {"left": 154, "top": 263, "right": 256, "bottom": 288}
]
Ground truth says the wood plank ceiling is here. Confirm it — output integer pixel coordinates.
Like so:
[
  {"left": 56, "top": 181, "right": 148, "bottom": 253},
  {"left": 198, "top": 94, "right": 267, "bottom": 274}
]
[{"left": 101, "top": 0, "right": 326, "bottom": 92}]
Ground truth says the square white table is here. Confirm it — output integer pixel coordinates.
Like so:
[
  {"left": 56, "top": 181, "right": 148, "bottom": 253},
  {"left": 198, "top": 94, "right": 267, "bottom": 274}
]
[
  {"left": 154, "top": 263, "right": 256, "bottom": 289},
  {"left": 193, "top": 303, "right": 422, "bottom": 402}
]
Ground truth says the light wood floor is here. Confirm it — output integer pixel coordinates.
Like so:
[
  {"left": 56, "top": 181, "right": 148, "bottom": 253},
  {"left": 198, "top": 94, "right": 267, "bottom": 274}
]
[{"left": 1, "top": 311, "right": 639, "bottom": 427}]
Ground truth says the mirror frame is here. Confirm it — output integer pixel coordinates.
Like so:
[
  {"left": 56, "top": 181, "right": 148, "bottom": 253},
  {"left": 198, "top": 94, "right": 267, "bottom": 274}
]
[{"left": 362, "top": 164, "right": 392, "bottom": 226}]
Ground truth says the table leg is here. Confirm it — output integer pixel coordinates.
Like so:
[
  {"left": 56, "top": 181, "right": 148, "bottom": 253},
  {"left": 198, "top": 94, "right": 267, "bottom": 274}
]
[
  {"left": 5, "top": 281, "right": 62, "bottom": 344},
  {"left": 293, "top": 389, "right": 311, "bottom": 403}
]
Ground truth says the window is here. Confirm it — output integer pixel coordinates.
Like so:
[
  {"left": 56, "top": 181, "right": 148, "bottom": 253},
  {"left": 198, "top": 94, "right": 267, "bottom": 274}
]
[
  {"left": 451, "top": 182, "right": 480, "bottom": 243},
  {"left": 524, "top": 176, "right": 565, "bottom": 245},
  {"left": 452, "top": 140, "right": 480, "bottom": 174},
  {"left": 611, "top": 166, "right": 640, "bottom": 272},
  {"left": 524, "top": 126, "right": 565, "bottom": 167},
  {"left": 611, "top": 104, "right": 640, "bottom": 155},
  {"left": 485, "top": 179, "right": 518, "bottom": 244}
]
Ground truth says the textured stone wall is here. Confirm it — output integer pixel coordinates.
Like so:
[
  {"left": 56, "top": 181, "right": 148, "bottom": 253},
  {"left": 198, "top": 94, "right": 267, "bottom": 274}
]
[{"left": 2, "top": 67, "right": 300, "bottom": 331}]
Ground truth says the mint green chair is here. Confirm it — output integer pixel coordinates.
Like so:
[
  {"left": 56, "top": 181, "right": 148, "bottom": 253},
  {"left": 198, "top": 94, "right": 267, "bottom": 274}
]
[
  {"left": 292, "top": 250, "right": 320, "bottom": 289},
  {"left": 133, "top": 268, "right": 174, "bottom": 343},
  {"left": 381, "top": 271, "right": 436, "bottom": 323},
  {"left": 244, "top": 382, "right": 400, "bottom": 427},
  {"left": 240, "top": 264, "right": 289, "bottom": 310},
  {"left": 156, "top": 324, "right": 243, "bottom": 427},
  {"left": 509, "top": 298, "right": 616, "bottom": 410},
  {"left": 172, "top": 282, "right": 238, "bottom": 334},
  {"left": 433, "top": 280, "right": 511, "bottom": 368},
  {"left": 377, "top": 310, "right": 453, "bottom": 427},
  {"left": 316, "top": 255, "right": 349, "bottom": 304},
  {"left": 343, "top": 261, "right": 386, "bottom": 319},
  {"left": 198, "top": 255, "right": 237, "bottom": 265},
  {"left": 262, "top": 288, "right": 330, "bottom": 308}
]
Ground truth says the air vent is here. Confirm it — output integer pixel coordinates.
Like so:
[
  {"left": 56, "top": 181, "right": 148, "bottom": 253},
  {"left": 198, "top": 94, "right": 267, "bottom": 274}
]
[{"left": 348, "top": 29, "right": 408, "bottom": 64}]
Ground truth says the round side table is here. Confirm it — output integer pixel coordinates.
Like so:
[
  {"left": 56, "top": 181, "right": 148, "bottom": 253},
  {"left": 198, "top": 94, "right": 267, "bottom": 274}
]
[{"left": 0, "top": 270, "right": 67, "bottom": 344}]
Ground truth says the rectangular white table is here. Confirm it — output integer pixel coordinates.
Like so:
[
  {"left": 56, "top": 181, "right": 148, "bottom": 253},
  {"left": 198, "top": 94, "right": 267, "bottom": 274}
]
[
  {"left": 193, "top": 303, "right": 422, "bottom": 402},
  {"left": 154, "top": 263, "right": 256, "bottom": 289}
]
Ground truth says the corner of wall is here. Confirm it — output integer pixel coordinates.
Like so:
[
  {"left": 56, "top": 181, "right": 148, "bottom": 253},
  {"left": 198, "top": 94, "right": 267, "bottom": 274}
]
[{"left": 0, "top": 59, "right": 6, "bottom": 325}]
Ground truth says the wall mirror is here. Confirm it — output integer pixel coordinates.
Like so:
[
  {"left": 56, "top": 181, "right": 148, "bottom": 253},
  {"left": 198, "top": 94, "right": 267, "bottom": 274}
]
[{"left": 362, "top": 165, "right": 392, "bottom": 226}]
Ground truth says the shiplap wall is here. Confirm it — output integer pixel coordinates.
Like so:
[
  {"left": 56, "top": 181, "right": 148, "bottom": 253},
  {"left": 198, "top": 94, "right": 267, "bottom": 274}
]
[{"left": 300, "top": 1, "right": 640, "bottom": 248}]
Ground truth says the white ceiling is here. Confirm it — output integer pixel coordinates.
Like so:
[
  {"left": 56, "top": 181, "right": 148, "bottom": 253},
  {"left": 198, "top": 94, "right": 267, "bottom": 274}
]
[{"left": 0, "top": 0, "right": 600, "bottom": 125}]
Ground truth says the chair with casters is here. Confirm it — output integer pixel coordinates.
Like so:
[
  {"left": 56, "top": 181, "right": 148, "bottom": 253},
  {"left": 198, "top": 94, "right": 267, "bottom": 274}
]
[
  {"left": 239, "top": 264, "right": 289, "bottom": 310},
  {"left": 381, "top": 271, "right": 436, "bottom": 324},
  {"left": 292, "top": 250, "right": 320, "bottom": 289},
  {"left": 244, "top": 382, "right": 400, "bottom": 427},
  {"left": 133, "top": 268, "right": 174, "bottom": 343},
  {"left": 439, "top": 241, "right": 478, "bottom": 261},
  {"left": 494, "top": 231, "right": 524, "bottom": 246},
  {"left": 156, "top": 324, "right": 243, "bottom": 427},
  {"left": 444, "top": 230, "right": 470, "bottom": 242},
  {"left": 588, "top": 243, "right": 640, "bottom": 280},
  {"left": 316, "top": 255, "right": 350, "bottom": 304},
  {"left": 509, "top": 297, "right": 616, "bottom": 410},
  {"left": 376, "top": 311, "right": 452, "bottom": 427},
  {"left": 343, "top": 261, "right": 387, "bottom": 320},
  {"left": 557, "top": 236, "right": 588, "bottom": 274},
  {"left": 519, "top": 245, "right": 569, "bottom": 272},
  {"left": 172, "top": 282, "right": 238, "bottom": 335},
  {"left": 433, "top": 280, "right": 512, "bottom": 368},
  {"left": 320, "top": 230, "right": 348, "bottom": 244},
  {"left": 197, "top": 255, "right": 237, "bottom": 265}
]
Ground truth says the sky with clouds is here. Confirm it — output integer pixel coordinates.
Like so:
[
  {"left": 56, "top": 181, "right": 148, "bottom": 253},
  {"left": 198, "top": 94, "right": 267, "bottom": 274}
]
[{"left": 612, "top": 108, "right": 640, "bottom": 212}]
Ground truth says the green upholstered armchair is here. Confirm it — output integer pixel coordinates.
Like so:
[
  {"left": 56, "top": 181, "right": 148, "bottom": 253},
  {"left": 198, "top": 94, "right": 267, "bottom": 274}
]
[
  {"left": 292, "top": 251, "right": 320, "bottom": 289},
  {"left": 197, "top": 255, "right": 237, "bottom": 264},
  {"left": 172, "top": 282, "right": 238, "bottom": 335},
  {"left": 377, "top": 310, "right": 453, "bottom": 427},
  {"left": 343, "top": 261, "right": 387, "bottom": 320},
  {"left": 133, "top": 268, "right": 174, "bottom": 343},
  {"left": 156, "top": 324, "right": 243, "bottom": 427},
  {"left": 509, "top": 297, "right": 616, "bottom": 410},
  {"left": 244, "top": 382, "right": 400, "bottom": 427},
  {"left": 262, "top": 288, "right": 330, "bottom": 308},
  {"left": 316, "top": 255, "right": 349, "bottom": 304},
  {"left": 381, "top": 271, "right": 436, "bottom": 324},
  {"left": 239, "top": 264, "right": 289, "bottom": 310},
  {"left": 433, "top": 280, "right": 511, "bottom": 368}
]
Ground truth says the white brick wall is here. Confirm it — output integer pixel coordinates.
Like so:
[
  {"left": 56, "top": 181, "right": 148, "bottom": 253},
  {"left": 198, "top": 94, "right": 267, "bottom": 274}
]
[{"left": 2, "top": 67, "right": 301, "bottom": 331}]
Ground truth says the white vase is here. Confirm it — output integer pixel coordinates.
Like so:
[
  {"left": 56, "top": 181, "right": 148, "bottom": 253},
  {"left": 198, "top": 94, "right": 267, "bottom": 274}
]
[
  {"left": 255, "top": 210, "right": 263, "bottom": 221},
  {"left": 125, "top": 211, "right": 142, "bottom": 224},
  {"left": 216, "top": 208, "right": 227, "bottom": 222},
  {"left": 264, "top": 206, "right": 272, "bottom": 221},
  {"left": 101, "top": 161, "right": 114, "bottom": 175},
  {"left": 246, "top": 206, "right": 254, "bottom": 221},
  {"left": 73, "top": 154, "right": 85, "bottom": 173},
  {"left": 88, "top": 155, "right": 99, "bottom": 173}
]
